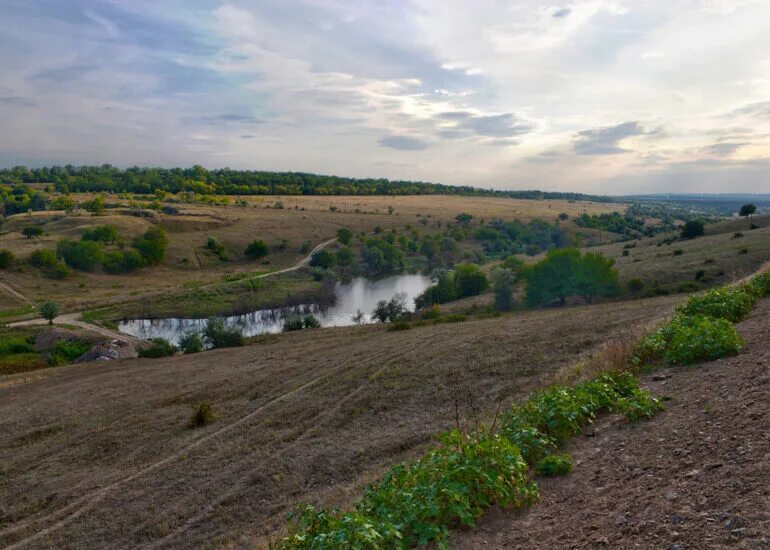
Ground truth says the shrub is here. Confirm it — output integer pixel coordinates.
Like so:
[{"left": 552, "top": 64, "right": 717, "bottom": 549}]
[
  {"left": 283, "top": 317, "right": 305, "bottom": 332},
  {"left": 22, "top": 226, "right": 44, "bottom": 239},
  {"left": 536, "top": 453, "right": 573, "bottom": 476},
  {"left": 672, "top": 249, "right": 683, "bottom": 256},
  {"left": 621, "top": 249, "right": 629, "bottom": 257},
  {"left": 492, "top": 268, "right": 516, "bottom": 311},
  {"left": 206, "top": 237, "right": 228, "bottom": 260},
  {"left": 336, "top": 227, "right": 354, "bottom": 245},
  {"left": 355, "top": 432, "right": 537, "bottom": 549},
  {"left": 133, "top": 227, "right": 168, "bottom": 265},
  {"left": 179, "top": 331, "right": 204, "bottom": 354},
  {"left": 677, "top": 282, "right": 698, "bottom": 293},
  {"left": 433, "top": 313, "right": 467, "bottom": 324},
  {"left": 694, "top": 269, "right": 706, "bottom": 281},
  {"left": 739, "top": 248, "right": 748, "bottom": 254},
  {"left": 371, "top": 293, "right": 408, "bottom": 323},
  {"left": 742, "top": 272, "right": 770, "bottom": 298},
  {"left": 733, "top": 232, "right": 744, "bottom": 238},
  {"left": 0, "top": 249, "right": 14, "bottom": 269},
  {"left": 244, "top": 239, "right": 269, "bottom": 259},
  {"left": 388, "top": 321, "right": 411, "bottom": 331},
  {"left": 190, "top": 402, "right": 214, "bottom": 428},
  {"left": 309, "top": 249, "right": 335, "bottom": 269},
  {"left": 81, "top": 225, "right": 118, "bottom": 244},
  {"left": 138, "top": 338, "right": 177, "bottom": 358},
  {"left": 102, "top": 249, "right": 145, "bottom": 274},
  {"left": 56, "top": 239, "right": 103, "bottom": 271},
  {"left": 47, "top": 339, "right": 91, "bottom": 365},
  {"left": 627, "top": 278, "right": 644, "bottom": 293},
  {"left": 204, "top": 317, "right": 244, "bottom": 348},
  {"left": 636, "top": 314, "right": 743, "bottom": 366},
  {"left": 680, "top": 219, "right": 704, "bottom": 239},
  {"left": 676, "top": 286, "right": 755, "bottom": 322}
]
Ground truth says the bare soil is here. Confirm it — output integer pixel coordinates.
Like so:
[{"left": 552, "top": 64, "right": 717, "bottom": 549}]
[
  {"left": 0, "top": 295, "right": 679, "bottom": 549},
  {"left": 454, "top": 298, "right": 770, "bottom": 549}
]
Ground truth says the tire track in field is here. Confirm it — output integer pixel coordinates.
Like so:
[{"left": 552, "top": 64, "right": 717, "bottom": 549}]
[
  {"left": 141, "top": 333, "right": 452, "bottom": 548},
  {"left": 0, "top": 358, "right": 357, "bottom": 549}
]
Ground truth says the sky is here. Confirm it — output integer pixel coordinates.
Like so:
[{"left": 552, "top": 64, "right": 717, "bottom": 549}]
[{"left": 1, "top": 0, "right": 769, "bottom": 194}]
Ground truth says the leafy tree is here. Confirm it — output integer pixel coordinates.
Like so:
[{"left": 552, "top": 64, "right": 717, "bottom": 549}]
[
  {"left": 492, "top": 268, "right": 517, "bottom": 311},
  {"left": 525, "top": 248, "right": 581, "bottom": 307},
  {"left": 56, "top": 239, "right": 103, "bottom": 271},
  {"left": 81, "top": 224, "right": 118, "bottom": 244},
  {"left": 40, "top": 301, "right": 59, "bottom": 325},
  {"left": 574, "top": 252, "right": 620, "bottom": 303},
  {"left": 420, "top": 238, "right": 439, "bottom": 267},
  {"left": 102, "top": 249, "right": 144, "bottom": 274},
  {"left": 335, "top": 246, "right": 354, "bottom": 273},
  {"left": 244, "top": 239, "right": 269, "bottom": 259},
  {"left": 83, "top": 195, "right": 105, "bottom": 215},
  {"left": 133, "top": 227, "right": 168, "bottom": 265},
  {"left": 50, "top": 196, "right": 77, "bottom": 213},
  {"left": 558, "top": 213, "right": 569, "bottom": 221},
  {"left": 680, "top": 219, "right": 705, "bottom": 239},
  {"left": 21, "top": 226, "right": 43, "bottom": 239},
  {"left": 414, "top": 270, "right": 458, "bottom": 309},
  {"left": 455, "top": 263, "right": 489, "bottom": 298},
  {"left": 309, "top": 249, "right": 335, "bottom": 269},
  {"left": 0, "top": 249, "right": 14, "bottom": 268},
  {"left": 739, "top": 203, "right": 757, "bottom": 227},
  {"left": 372, "top": 293, "right": 408, "bottom": 323},
  {"left": 336, "top": 227, "right": 354, "bottom": 245}
]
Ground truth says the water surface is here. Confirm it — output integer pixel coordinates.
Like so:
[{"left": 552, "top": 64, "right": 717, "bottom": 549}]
[{"left": 118, "top": 273, "right": 431, "bottom": 344}]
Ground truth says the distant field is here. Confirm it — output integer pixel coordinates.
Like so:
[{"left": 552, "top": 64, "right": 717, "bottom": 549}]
[
  {"left": 0, "top": 194, "right": 621, "bottom": 317},
  {"left": 0, "top": 293, "right": 680, "bottom": 549}
]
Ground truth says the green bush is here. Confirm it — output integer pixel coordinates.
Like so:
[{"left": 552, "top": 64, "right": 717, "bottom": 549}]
[
  {"left": 283, "top": 315, "right": 321, "bottom": 332},
  {"left": 742, "top": 272, "right": 770, "bottom": 298},
  {"left": 179, "top": 332, "right": 204, "bottom": 353},
  {"left": 0, "top": 337, "right": 35, "bottom": 356},
  {"left": 190, "top": 402, "right": 214, "bottom": 428},
  {"left": 204, "top": 317, "right": 244, "bottom": 348},
  {"left": 387, "top": 321, "right": 411, "bottom": 331},
  {"left": 636, "top": 314, "right": 743, "bottom": 366},
  {"left": 676, "top": 286, "right": 755, "bottom": 322},
  {"left": 133, "top": 227, "right": 168, "bottom": 265},
  {"left": 138, "top": 338, "right": 178, "bottom": 358},
  {"left": 56, "top": 239, "right": 103, "bottom": 271},
  {"left": 536, "top": 453, "right": 573, "bottom": 476},
  {"left": 22, "top": 226, "right": 44, "bottom": 239},
  {"left": 627, "top": 278, "right": 644, "bottom": 293},
  {"left": 244, "top": 239, "right": 269, "bottom": 260},
  {"left": 81, "top": 224, "right": 118, "bottom": 243},
  {"left": 47, "top": 339, "right": 91, "bottom": 366},
  {"left": 102, "top": 249, "right": 145, "bottom": 274},
  {"left": 279, "top": 371, "right": 658, "bottom": 550},
  {"left": 0, "top": 249, "right": 14, "bottom": 268}
]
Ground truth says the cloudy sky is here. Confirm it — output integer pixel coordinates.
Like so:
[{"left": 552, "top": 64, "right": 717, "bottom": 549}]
[{"left": 1, "top": 0, "right": 769, "bottom": 194}]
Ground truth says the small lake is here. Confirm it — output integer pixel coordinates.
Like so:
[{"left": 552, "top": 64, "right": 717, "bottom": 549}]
[{"left": 118, "top": 273, "right": 432, "bottom": 344}]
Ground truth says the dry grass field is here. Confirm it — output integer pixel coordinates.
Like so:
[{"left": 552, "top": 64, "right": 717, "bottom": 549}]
[
  {"left": 0, "top": 195, "right": 620, "bottom": 317},
  {"left": 0, "top": 294, "right": 680, "bottom": 549}
]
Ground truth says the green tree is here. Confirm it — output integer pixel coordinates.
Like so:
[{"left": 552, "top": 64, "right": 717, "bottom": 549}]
[
  {"left": 0, "top": 249, "right": 14, "bottom": 268},
  {"left": 102, "top": 249, "right": 145, "bottom": 274},
  {"left": 22, "top": 226, "right": 43, "bottom": 239},
  {"left": 525, "top": 248, "right": 581, "bottom": 307},
  {"left": 310, "top": 249, "right": 335, "bottom": 269},
  {"left": 371, "top": 293, "right": 408, "bottom": 323},
  {"left": 574, "top": 252, "right": 621, "bottom": 303},
  {"left": 81, "top": 224, "right": 118, "bottom": 244},
  {"left": 56, "top": 239, "right": 103, "bottom": 271},
  {"left": 133, "top": 227, "right": 168, "bottom": 265},
  {"left": 40, "top": 301, "right": 58, "bottom": 325},
  {"left": 84, "top": 195, "right": 105, "bottom": 215},
  {"left": 336, "top": 227, "right": 354, "bottom": 245},
  {"left": 455, "top": 263, "right": 489, "bottom": 298},
  {"left": 680, "top": 219, "right": 705, "bottom": 239},
  {"left": 244, "top": 239, "right": 269, "bottom": 259},
  {"left": 420, "top": 239, "right": 439, "bottom": 267},
  {"left": 492, "top": 268, "right": 517, "bottom": 311},
  {"left": 335, "top": 246, "right": 354, "bottom": 273},
  {"left": 179, "top": 332, "right": 204, "bottom": 353},
  {"left": 739, "top": 203, "right": 757, "bottom": 227}
]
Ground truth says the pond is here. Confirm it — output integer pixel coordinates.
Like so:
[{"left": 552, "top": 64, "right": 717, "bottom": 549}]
[{"left": 117, "top": 273, "right": 432, "bottom": 344}]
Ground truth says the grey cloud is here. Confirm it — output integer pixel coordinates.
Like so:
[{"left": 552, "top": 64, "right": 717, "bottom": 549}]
[
  {"left": 525, "top": 150, "right": 564, "bottom": 164},
  {"left": 729, "top": 101, "right": 770, "bottom": 119},
  {"left": 573, "top": 121, "right": 646, "bottom": 155},
  {"left": 486, "top": 138, "right": 520, "bottom": 147},
  {"left": 700, "top": 142, "right": 748, "bottom": 157},
  {"left": 0, "top": 95, "right": 36, "bottom": 107},
  {"left": 460, "top": 113, "right": 533, "bottom": 138},
  {"left": 437, "top": 129, "right": 469, "bottom": 140},
  {"left": 436, "top": 111, "right": 473, "bottom": 120},
  {"left": 378, "top": 135, "right": 429, "bottom": 151},
  {"left": 552, "top": 7, "right": 572, "bottom": 18}
]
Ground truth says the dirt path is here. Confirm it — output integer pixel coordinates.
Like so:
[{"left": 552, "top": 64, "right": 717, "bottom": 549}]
[
  {"left": 0, "top": 279, "right": 35, "bottom": 307},
  {"left": 217, "top": 237, "right": 336, "bottom": 288},
  {"left": 454, "top": 298, "right": 770, "bottom": 549},
  {"left": 8, "top": 313, "right": 138, "bottom": 344}
]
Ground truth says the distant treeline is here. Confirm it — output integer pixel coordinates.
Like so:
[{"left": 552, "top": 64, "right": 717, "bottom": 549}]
[
  {"left": 628, "top": 194, "right": 770, "bottom": 216},
  {"left": 0, "top": 165, "right": 616, "bottom": 202}
]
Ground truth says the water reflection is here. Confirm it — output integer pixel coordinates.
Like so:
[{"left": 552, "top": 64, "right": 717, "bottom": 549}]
[{"left": 118, "top": 273, "right": 432, "bottom": 344}]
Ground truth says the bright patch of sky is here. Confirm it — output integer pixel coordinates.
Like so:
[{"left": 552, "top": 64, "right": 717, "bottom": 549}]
[{"left": 1, "top": 0, "right": 769, "bottom": 193}]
